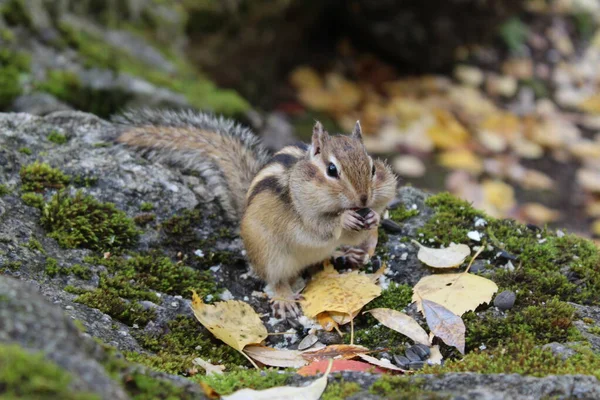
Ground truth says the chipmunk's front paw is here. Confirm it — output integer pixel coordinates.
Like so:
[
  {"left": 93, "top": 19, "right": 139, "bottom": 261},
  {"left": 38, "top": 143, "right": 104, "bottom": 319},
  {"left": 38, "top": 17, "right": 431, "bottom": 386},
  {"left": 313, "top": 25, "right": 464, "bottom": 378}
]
[
  {"left": 341, "top": 210, "right": 364, "bottom": 231},
  {"left": 339, "top": 247, "right": 369, "bottom": 266},
  {"left": 363, "top": 209, "right": 380, "bottom": 230}
]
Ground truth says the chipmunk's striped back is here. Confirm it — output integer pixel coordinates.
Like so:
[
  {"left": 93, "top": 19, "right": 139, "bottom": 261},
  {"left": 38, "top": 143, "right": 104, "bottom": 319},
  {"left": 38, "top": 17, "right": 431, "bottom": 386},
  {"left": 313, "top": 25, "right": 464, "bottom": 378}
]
[
  {"left": 245, "top": 142, "right": 308, "bottom": 207},
  {"left": 114, "top": 109, "right": 270, "bottom": 221}
]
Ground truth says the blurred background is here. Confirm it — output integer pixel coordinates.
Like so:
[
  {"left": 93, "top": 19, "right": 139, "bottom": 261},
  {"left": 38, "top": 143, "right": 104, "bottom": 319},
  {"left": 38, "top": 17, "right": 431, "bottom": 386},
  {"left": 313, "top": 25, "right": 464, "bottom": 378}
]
[{"left": 1, "top": 0, "right": 599, "bottom": 240}]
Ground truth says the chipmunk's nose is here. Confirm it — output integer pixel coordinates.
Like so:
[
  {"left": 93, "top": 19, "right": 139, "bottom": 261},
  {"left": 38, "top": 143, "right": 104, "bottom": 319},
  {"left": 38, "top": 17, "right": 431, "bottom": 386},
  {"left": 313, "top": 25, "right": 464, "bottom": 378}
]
[{"left": 360, "top": 194, "right": 368, "bottom": 206}]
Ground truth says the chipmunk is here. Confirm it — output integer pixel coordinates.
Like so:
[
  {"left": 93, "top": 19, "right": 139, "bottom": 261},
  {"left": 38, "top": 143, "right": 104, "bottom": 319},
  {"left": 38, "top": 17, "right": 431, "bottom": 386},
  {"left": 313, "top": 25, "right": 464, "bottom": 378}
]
[{"left": 114, "top": 110, "right": 398, "bottom": 318}]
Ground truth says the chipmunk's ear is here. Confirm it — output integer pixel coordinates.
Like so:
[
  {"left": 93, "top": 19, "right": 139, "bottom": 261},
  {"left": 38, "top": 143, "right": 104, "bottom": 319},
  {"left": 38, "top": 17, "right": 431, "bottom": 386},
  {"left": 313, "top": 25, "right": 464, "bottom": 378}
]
[
  {"left": 351, "top": 120, "right": 363, "bottom": 142},
  {"left": 311, "top": 121, "right": 328, "bottom": 156}
]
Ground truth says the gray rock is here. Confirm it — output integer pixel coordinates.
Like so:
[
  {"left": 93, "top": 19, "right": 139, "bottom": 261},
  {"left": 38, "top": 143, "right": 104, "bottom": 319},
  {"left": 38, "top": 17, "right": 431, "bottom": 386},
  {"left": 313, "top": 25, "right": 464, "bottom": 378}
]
[
  {"left": 10, "top": 92, "right": 73, "bottom": 115},
  {"left": 542, "top": 342, "right": 577, "bottom": 361},
  {"left": 494, "top": 290, "right": 517, "bottom": 311}
]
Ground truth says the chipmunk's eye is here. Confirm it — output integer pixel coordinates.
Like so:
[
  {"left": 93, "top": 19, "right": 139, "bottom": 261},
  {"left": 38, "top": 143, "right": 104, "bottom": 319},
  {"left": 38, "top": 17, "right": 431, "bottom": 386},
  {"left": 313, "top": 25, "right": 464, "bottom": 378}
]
[
  {"left": 371, "top": 165, "right": 376, "bottom": 177},
  {"left": 327, "top": 162, "right": 339, "bottom": 178}
]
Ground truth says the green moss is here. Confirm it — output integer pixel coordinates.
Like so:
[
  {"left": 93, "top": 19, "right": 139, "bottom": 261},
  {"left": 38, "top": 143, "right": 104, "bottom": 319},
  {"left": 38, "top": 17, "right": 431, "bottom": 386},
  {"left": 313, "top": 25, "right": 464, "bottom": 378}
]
[
  {"left": 47, "top": 130, "right": 68, "bottom": 145},
  {"left": 499, "top": 17, "right": 529, "bottom": 53},
  {"left": 0, "top": 184, "right": 10, "bottom": 196},
  {"left": 389, "top": 205, "right": 420, "bottom": 222},
  {"left": 134, "top": 213, "right": 156, "bottom": 226},
  {"left": 464, "top": 298, "right": 581, "bottom": 351},
  {"left": 369, "top": 376, "right": 445, "bottom": 400},
  {"left": 367, "top": 282, "right": 412, "bottom": 311},
  {"left": 25, "top": 237, "right": 45, "bottom": 253},
  {"left": 122, "top": 371, "right": 192, "bottom": 400},
  {"left": 86, "top": 251, "right": 218, "bottom": 299},
  {"left": 21, "top": 192, "right": 45, "bottom": 208},
  {"left": 0, "top": 48, "right": 30, "bottom": 109},
  {"left": 45, "top": 257, "right": 60, "bottom": 277},
  {"left": 56, "top": 21, "right": 248, "bottom": 116},
  {"left": 123, "top": 352, "right": 198, "bottom": 376},
  {"left": 41, "top": 190, "right": 139, "bottom": 252},
  {"left": 425, "top": 333, "right": 600, "bottom": 378},
  {"left": 1, "top": 261, "right": 21, "bottom": 273},
  {"left": 198, "top": 369, "right": 290, "bottom": 396},
  {"left": 37, "top": 70, "right": 132, "bottom": 118},
  {"left": 140, "top": 202, "right": 154, "bottom": 212},
  {"left": 588, "top": 326, "right": 600, "bottom": 335},
  {"left": 19, "top": 147, "right": 32, "bottom": 155},
  {"left": 134, "top": 315, "right": 248, "bottom": 370},
  {"left": 1, "top": 0, "right": 32, "bottom": 28},
  {"left": 75, "top": 289, "right": 155, "bottom": 327},
  {"left": 0, "top": 343, "right": 98, "bottom": 399},
  {"left": 322, "top": 381, "right": 361, "bottom": 400},
  {"left": 160, "top": 209, "right": 203, "bottom": 244},
  {"left": 20, "top": 161, "right": 70, "bottom": 192}
]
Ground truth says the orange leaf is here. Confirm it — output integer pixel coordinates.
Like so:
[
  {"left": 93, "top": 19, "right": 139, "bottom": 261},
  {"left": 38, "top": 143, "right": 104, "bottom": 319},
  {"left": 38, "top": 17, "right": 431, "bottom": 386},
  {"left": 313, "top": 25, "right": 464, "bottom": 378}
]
[{"left": 297, "top": 359, "right": 386, "bottom": 377}]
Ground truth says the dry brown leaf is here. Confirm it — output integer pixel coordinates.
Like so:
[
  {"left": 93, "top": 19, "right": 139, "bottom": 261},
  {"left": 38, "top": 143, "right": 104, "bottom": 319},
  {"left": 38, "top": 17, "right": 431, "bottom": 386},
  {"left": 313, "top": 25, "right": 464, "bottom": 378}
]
[
  {"left": 300, "top": 263, "right": 382, "bottom": 320},
  {"left": 302, "top": 344, "right": 370, "bottom": 363},
  {"left": 192, "top": 357, "right": 225, "bottom": 376},
  {"left": 243, "top": 345, "right": 307, "bottom": 368},
  {"left": 412, "top": 273, "right": 498, "bottom": 316},
  {"left": 190, "top": 291, "right": 267, "bottom": 352},
  {"left": 411, "top": 240, "right": 471, "bottom": 269},
  {"left": 357, "top": 354, "right": 408, "bottom": 372},
  {"left": 366, "top": 308, "right": 430, "bottom": 345},
  {"left": 222, "top": 360, "right": 333, "bottom": 400},
  {"left": 422, "top": 299, "right": 466, "bottom": 354}
]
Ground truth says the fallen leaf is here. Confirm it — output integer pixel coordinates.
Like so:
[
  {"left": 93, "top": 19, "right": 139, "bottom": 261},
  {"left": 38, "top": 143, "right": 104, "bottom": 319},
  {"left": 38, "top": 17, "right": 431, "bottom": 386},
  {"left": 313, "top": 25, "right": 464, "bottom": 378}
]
[
  {"left": 357, "top": 354, "right": 408, "bottom": 372},
  {"left": 199, "top": 381, "right": 220, "bottom": 399},
  {"left": 223, "top": 359, "right": 333, "bottom": 400},
  {"left": 366, "top": 308, "right": 429, "bottom": 345},
  {"left": 190, "top": 291, "right": 267, "bottom": 352},
  {"left": 300, "top": 264, "right": 382, "bottom": 320},
  {"left": 193, "top": 357, "right": 225, "bottom": 375},
  {"left": 427, "top": 109, "right": 470, "bottom": 149},
  {"left": 592, "top": 219, "right": 600, "bottom": 237},
  {"left": 438, "top": 149, "right": 483, "bottom": 174},
  {"left": 482, "top": 180, "right": 516, "bottom": 217},
  {"left": 316, "top": 312, "right": 339, "bottom": 332},
  {"left": 392, "top": 155, "right": 426, "bottom": 178},
  {"left": 301, "top": 344, "right": 370, "bottom": 363},
  {"left": 421, "top": 299, "right": 466, "bottom": 354},
  {"left": 244, "top": 345, "right": 307, "bottom": 368},
  {"left": 412, "top": 273, "right": 498, "bottom": 316},
  {"left": 411, "top": 240, "right": 471, "bottom": 269},
  {"left": 578, "top": 169, "right": 600, "bottom": 193},
  {"left": 519, "top": 203, "right": 561, "bottom": 224},
  {"left": 289, "top": 66, "right": 322, "bottom": 90},
  {"left": 297, "top": 359, "right": 385, "bottom": 377},
  {"left": 427, "top": 345, "right": 443, "bottom": 365}
]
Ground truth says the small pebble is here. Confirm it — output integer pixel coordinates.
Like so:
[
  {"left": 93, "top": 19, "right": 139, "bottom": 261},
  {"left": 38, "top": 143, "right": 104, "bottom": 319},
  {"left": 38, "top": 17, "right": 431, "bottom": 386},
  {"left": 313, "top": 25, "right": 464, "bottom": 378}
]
[
  {"left": 408, "top": 361, "right": 425, "bottom": 370},
  {"left": 411, "top": 344, "right": 431, "bottom": 360},
  {"left": 393, "top": 355, "right": 410, "bottom": 369},
  {"left": 494, "top": 290, "right": 516, "bottom": 311},
  {"left": 381, "top": 219, "right": 403, "bottom": 234},
  {"left": 404, "top": 347, "right": 422, "bottom": 362},
  {"left": 496, "top": 250, "right": 517, "bottom": 261}
]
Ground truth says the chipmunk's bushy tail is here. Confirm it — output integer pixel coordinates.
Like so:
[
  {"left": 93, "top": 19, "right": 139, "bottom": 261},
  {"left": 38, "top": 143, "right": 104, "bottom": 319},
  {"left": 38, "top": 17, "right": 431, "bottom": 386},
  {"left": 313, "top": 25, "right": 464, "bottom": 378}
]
[{"left": 113, "top": 109, "right": 270, "bottom": 221}]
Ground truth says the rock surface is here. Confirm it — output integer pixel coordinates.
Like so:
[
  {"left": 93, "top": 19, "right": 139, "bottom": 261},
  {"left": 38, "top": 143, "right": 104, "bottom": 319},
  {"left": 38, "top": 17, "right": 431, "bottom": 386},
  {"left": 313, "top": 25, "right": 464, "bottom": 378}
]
[{"left": 1, "top": 111, "right": 600, "bottom": 399}]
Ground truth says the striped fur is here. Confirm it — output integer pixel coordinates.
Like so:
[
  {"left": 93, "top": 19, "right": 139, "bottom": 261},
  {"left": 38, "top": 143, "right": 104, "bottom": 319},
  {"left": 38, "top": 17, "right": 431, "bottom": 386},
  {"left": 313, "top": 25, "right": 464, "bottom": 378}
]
[{"left": 113, "top": 109, "right": 270, "bottom": 221}]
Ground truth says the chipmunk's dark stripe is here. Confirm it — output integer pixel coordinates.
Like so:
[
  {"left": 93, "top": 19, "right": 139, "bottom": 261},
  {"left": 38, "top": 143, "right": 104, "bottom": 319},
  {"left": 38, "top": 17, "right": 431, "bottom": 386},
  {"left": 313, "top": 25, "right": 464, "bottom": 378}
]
[
  {"left": 291, "top": 142, "right": 308, "bottom": 152},
  {"left": 247, "top": 175, "right": 290, "bottom": 205},
  {"left": 268, "top": 153, "right": 297, "bottom": 168}
]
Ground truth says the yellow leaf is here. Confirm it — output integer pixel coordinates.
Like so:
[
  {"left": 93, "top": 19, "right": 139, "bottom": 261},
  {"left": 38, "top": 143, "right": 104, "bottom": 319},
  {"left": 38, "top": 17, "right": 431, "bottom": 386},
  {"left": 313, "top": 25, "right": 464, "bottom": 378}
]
[
  {"left": 438, "top": 149, "right": 483, "bottom": 174},
  {"left": 519, "top": 203, "right": 561, "bottom": 224},
  {"left": 578, "top": 94, "right": 600, "bottom": 114},
  {"left": 578, "top": 169, "right": 600, "bottom": 193},
  {"left": 289, "top": 67, "right": 322, "bottom": 90},
  {"left": 586, "top": 199, "right": 600, "bottom": 217},
  {"left": 190, "top": 291, "right": 267, "bottom": 352},
  {"left": 300, "top": 265, "right": 382, "bottom": 320},
  {"left": 412, "top": 273, "right": 498, "bottom": 316},
  {"left": 482, "top": 180, "right": 516, "bottom": 217},
  {"left": 479, "top": 113, "right": 521, "bottom": 137},
  {"left": 426, "top": 109, "right": 470, "bottom": 149},
  {"left": 592, "top": 219, "right": 600, "bottom": 237}
]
